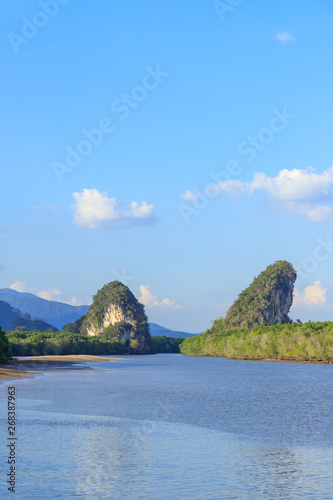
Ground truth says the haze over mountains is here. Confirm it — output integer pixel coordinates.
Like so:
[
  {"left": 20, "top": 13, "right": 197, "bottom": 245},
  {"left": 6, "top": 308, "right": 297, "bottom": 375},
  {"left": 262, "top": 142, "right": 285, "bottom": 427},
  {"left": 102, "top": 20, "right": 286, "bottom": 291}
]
[
  {"left": 149, "top": 323, "right": 197, "bottom": 338},
  {"left": 0, "top": 288, "right": 198, "bottom": 337},
  {"left": 0, "top": 288, "right": 89, "bottom": 330},
  {"left": 0, "top": 300, "right": 57, "bottom": 332}
]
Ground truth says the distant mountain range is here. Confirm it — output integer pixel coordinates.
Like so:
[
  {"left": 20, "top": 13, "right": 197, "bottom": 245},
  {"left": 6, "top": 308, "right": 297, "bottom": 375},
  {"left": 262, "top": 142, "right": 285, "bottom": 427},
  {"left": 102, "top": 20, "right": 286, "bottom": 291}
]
[
  {"left": 0, "top": 289, "right": 198, "bottom": 337},
  {"left": 0, "top": 300, "right": 57, "bottom": 332},
  {"left": 0, "top": 289, "right": 89, "bottom": 330},
  {"left": 149, "top": 323, "right": 198, "bottom": 338}
]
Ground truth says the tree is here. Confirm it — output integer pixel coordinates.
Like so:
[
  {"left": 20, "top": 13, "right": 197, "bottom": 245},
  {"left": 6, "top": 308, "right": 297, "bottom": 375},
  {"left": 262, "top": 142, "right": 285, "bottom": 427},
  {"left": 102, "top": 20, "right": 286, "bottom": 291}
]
[
  {"left": 16, "top": 326, "right": 27, "bottom": 332},
  {"left": 0, "top": 327, "right": 12, "bottom": 363}
]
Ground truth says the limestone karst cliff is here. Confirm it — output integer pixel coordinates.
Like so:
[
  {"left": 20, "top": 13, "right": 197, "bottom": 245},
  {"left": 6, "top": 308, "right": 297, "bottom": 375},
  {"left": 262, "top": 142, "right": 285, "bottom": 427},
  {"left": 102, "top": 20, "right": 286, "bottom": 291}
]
[
  {"left": 79, "top": 281, "right": 151, "bottom": 354},
  {"left": 218, "top": 260, "right": 297, "bottom": 330}
]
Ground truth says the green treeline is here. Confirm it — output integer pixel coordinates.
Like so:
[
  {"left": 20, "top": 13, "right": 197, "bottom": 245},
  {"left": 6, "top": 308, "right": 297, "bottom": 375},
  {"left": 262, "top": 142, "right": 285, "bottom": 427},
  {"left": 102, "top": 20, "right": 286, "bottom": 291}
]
[
  {"left": 150, "top": 336, "right": 183, "bottom": 353},
  {"left": 0, "top": 327, "right": 12, "bottom": 363},
  {"left": 4, "top": 330, "right": 183, "bottom": 357},
  {"left": 6, "top": 330, "right": 127, "bottom": 356},
  {"left": 180, "top": 322, "right": 333, "bottom": 362}
]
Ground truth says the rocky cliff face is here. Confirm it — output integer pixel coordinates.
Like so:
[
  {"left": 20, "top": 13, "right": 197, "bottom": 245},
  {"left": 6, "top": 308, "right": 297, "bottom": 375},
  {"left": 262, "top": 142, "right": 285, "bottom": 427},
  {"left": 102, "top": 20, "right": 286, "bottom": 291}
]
[
  {"left": 221, "top": 260, "right": 297, "bottom": 330},
  {"left": 86, "top": 304, "right": 135, "bottom": 336},
  {"left": 81, "top": 281, "right": 150, "bottom": 354},
  {"left": 262, "top": 275, "right": 295, "bottom": 324}
]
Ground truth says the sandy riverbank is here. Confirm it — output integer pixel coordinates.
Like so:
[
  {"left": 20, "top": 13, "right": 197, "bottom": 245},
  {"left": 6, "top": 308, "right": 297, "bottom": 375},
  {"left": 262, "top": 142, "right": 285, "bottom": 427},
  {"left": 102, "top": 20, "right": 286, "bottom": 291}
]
[
  {"left": 0, "top": 354, "right": 127, "bottom": 381},
  {"left": 13, "top": 355, "right": 127, "bottom": 363},
  {"left": 183, "top": 354, "right": 333, "bottom": 364},
  {"left": 0, "top": 367, "right": 37, "bottom": 380}
]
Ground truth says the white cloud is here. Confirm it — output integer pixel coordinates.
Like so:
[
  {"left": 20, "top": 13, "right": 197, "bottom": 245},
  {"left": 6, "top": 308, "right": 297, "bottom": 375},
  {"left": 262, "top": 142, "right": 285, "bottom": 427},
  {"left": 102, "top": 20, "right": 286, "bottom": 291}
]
[
  {"left": 180, "top": 190, "right": 198, "bottom": 201},
  {"left": 29, "top": 205, "right": 41, "bottom": 213},
  {"left": 9, "top": 281, "right": 87, "bottom": 306},
  {"left": 207, "top": 166, "right": 333, "bottom": 222},
  {"left": 67, "top": 296, "right": 88, "bottom": 306},
  {"left": 293, "top": 281, "right": 327, "bottom": 308},
  {"left": 71, "top": 189, "right": 156, "bottom": 229},
  {"left": 276, "top": 32, "right": 296, "bottom": 44},
  {"left": 10, "top": 281, "right": 28, "bottom": 293},
  {"left": 29, "top": 200, "right": 60, "bottom": 214},
  {"left": 138, "top": 285, "right": 182, "bottom": 309},
  {"left": 211, "top": 179, "right": 249, "bottom": 197},
  {"left": 36, "top": 289, "right": 62, "bottom": 301},
  {"left": 10, "top": 282, "right": 63, "bottom": 302},
  {"left": 41, "top": 200, "right": 59, "bottom": 212},
  {"left": 284, "top": 202, "right": 333, "bottom": 223},
  {"left": 250, "top": 167, "right": 333, "bottom": 201}
]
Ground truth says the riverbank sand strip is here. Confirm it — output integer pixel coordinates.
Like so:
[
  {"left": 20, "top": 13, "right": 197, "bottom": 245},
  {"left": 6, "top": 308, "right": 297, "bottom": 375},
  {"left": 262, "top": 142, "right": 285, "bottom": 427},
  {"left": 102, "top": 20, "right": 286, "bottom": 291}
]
[
  {"left": 0, "top": 368, "right": 37, "bottom": 380},
  {"left": 0, "top": 355, "right": 128, "bottom": 380},
  {"left": 13, "top": 355, "right": 128, "bottom": 363}
]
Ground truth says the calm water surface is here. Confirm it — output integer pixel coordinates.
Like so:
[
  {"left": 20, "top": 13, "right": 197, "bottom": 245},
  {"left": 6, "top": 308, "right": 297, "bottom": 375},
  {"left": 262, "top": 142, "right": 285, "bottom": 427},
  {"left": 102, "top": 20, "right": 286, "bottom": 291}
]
[{"left": 1, "top": 354, "right": 333, "bottom": 499}]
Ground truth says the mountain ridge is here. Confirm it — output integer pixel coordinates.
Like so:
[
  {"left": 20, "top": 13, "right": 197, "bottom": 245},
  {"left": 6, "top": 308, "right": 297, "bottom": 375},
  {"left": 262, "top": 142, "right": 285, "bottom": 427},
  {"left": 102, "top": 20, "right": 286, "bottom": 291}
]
[
  {"left": 0, "top": 300, "right": 57, "bottom": 332},
  {"left": 0, "top": 289, "right": 90, "bottom": 329},
  {"left": 149, "top": 322, "right": 199, "bottom": 338},
  {"left": 0, "top": 288, "right": 196, "bottom": 337}
]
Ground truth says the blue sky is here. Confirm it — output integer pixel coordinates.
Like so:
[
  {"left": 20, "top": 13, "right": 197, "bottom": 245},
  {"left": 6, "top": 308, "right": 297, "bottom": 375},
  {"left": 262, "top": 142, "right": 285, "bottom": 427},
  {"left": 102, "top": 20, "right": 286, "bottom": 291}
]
[{"left": 1, "top": 0, "right": 333, "bottom": 332}]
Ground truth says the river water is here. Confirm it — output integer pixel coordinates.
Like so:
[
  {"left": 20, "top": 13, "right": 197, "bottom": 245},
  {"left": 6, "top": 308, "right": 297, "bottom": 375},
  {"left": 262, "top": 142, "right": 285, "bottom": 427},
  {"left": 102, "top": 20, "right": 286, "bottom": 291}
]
[{"left": 1, "top": 354, "right": 333, "bottom": 499}]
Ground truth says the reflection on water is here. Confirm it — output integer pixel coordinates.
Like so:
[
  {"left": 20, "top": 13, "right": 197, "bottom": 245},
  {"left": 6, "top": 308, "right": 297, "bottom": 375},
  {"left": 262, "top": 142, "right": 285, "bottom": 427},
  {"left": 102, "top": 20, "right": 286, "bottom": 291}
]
[{"left": 1, "top": 355, "right": 333, "bottom": 499}]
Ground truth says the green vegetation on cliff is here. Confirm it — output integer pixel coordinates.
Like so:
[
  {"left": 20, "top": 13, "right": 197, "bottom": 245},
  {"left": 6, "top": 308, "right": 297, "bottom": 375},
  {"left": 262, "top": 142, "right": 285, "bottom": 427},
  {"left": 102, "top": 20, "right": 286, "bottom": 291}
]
[
  {"left": 65, "top": 281, "right": 151, "bottom": 354},
  {"left": 180, "top": 322, "right": 333, "bottom": 362},
  {"left": 102, "top": 321, "right": 133, "bottom": 339},
  {"left": 219, "top": 260, "right": 296, "bottom": 330},
  {"left": 180, "top": 261, "right": 333, "bottom": 362},
  {"left": 63, "top": 315, "right": 86, "bottom": 334},
  {"left": 81, "top": 281, "right": 148, "bottom": 333}
]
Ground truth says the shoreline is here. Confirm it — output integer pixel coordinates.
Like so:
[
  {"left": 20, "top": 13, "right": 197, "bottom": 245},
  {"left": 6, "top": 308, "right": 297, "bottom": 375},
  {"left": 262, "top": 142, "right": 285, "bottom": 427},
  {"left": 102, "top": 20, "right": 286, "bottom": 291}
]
[
  {"left": 0, "top": 367, "right": 38, "bottom": 381},
  {"left": 12, "top": 354, "right": 127, "bottom": 363},
  {"left": 0, "top": 354, "right": 127, "bottom": 382},
  {"left": 182, "top": 354, "right": 333, "bottom": 364}
]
